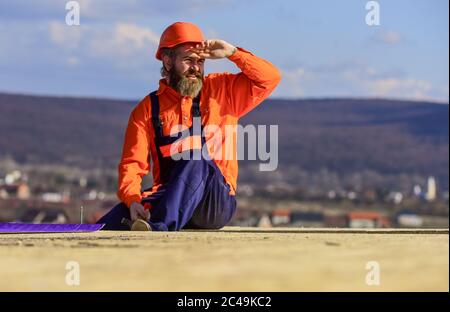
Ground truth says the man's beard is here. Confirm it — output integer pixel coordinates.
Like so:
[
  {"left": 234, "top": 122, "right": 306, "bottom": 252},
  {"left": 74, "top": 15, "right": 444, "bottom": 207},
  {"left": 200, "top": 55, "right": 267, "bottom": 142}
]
[{"left": 168, "top": 67, "right": 203, "bottom": 98}]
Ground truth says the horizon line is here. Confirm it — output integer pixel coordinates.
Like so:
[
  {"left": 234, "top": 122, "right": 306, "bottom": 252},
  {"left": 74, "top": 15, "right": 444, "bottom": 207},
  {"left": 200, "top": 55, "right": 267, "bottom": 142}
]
[{"left": 0, "top": 89, "right": 448, "bottom": 106}]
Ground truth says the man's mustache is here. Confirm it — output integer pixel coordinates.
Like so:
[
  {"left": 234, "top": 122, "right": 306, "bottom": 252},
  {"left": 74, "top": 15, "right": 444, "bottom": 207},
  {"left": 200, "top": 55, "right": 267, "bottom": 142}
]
[{"left": 184, "top": 69, "right": 203, "bottom": 78}]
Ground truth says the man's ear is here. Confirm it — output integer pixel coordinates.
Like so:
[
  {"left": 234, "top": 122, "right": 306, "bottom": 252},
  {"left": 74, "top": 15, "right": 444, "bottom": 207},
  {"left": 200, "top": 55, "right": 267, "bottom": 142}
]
[{"left": 162, "top": 55, "right": 172, "bottom": 72}]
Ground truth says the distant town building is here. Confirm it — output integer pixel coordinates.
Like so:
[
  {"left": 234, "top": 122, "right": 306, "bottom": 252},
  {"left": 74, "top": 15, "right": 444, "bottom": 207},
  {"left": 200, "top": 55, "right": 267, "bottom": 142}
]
[
  {"left": 413, "top": 185, "right": 422, "bottom": 197},
  {"left": 0, "top": 183, "right": 30, "bottom": 199},
  {"left": 40, "top": 191, "right": 70, "bottom": 203},
  {"left": 257, "top": 214, "right": 272, "bottom": 228},
  {"left": 83, "top": 190, "right": 106, "bottom": 200},
  {"left": 425, "top": 176, "right": 437, "bottom": 201},
  {"left": 271, "top": 208, "right": 291, "bottom": 226},
  {"left": 42, "top": 192, "right": 64, "bottom": 203},
  {"left": 290, "top": 211, "right": 324, "bottom": 227},
  {"left": 387, "top": 192, "right": 403, "bottom": 205},
  {"left": 79, "top": 177, "right": 87, "bottom": 188},
  {"left": 327, "top": 190, "right": 336, "bottom": 199},
  {"left": 347, "top": 191, "right": 357, "bottom": 200},
  {"left": 347, "top": 211, "right": 390, "bottom": 228},
  {"left": 16, "top": 183, "right": 30, "bottom": 199},
  {"left": 323, "top": 212, "right": 347, "bottom": 228},
  {"left": 4, "top": 170, "right": 22, "bottom": 185},
  {"left": 396, "top": 212, "right": 423, "bottom": 227}
]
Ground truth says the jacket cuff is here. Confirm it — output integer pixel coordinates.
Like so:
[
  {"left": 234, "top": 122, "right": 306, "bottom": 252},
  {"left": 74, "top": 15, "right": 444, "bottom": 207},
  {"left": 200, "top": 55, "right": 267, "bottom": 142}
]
[
  {"left": 227, "top": 47, "right": 253, "bottom": 62},
  {"left": 124, "top": 194, "right": 142, "bottom": 208}
]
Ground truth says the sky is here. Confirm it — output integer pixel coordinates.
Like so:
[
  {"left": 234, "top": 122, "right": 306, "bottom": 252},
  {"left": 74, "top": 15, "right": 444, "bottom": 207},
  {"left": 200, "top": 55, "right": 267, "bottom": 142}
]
[{"left": 0, "top": 0, "right": 448, "bottom": 102}]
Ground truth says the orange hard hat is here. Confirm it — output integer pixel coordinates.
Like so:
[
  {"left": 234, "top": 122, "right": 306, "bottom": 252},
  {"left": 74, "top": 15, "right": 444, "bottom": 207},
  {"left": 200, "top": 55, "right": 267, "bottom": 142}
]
[{"left": 155, "top": 22, "right": 205, "bottom": 60}]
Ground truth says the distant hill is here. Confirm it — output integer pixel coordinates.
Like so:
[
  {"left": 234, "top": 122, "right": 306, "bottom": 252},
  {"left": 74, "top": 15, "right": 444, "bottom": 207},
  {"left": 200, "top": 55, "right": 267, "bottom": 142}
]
[
  {"left": 241, "top": 98, "right": 449, "bottom": 186},
  {"left": 0, "top": 92, "right": 448, "bottom": 189}
]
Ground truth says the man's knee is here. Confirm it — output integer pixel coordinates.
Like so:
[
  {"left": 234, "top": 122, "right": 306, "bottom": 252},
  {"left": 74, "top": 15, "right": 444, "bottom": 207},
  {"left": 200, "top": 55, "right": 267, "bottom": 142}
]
[
  {"left": 187, "top": 208, "right": 235, "bottom": 230},
  {"left": 187, "top": 219, "right": 228, "bottom": 230}
]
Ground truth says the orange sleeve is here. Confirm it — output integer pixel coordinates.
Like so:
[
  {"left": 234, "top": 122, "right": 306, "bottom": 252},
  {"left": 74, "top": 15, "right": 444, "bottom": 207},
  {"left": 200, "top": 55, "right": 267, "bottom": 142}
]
[
  {"left": 117, "top": 97, "right": 151, "bottom": 208},
  {"left": 225, "top": 47, "right": 281, "bottom": 118}
]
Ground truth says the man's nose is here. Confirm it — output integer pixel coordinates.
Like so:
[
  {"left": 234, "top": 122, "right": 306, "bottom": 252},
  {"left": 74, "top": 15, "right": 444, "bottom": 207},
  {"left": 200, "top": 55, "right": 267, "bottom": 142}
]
[{"left": 190, "top": 64, "right": 200, "bottom": 72}]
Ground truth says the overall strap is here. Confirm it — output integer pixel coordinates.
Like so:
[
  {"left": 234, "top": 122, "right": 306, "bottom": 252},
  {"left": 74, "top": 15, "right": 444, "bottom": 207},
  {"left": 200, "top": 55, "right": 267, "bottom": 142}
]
[
  {"left": 192, "top": 95, "right": 201, "bottom": 118},
  {"left": 149, "top": 91, "right": 163, "bottom": 139}
]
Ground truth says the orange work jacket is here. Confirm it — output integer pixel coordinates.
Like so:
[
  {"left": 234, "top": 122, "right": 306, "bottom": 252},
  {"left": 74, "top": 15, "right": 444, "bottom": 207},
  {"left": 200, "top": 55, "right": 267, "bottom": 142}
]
[{"left": 118, "top": 47, "right": 281, "bottom": 208}]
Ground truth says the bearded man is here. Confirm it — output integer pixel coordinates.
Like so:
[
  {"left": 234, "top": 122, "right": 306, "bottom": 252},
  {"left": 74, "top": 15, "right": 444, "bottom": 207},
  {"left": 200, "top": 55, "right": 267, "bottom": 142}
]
[{"left": 97, "top": 22, "right": 281, "bottom": 231}]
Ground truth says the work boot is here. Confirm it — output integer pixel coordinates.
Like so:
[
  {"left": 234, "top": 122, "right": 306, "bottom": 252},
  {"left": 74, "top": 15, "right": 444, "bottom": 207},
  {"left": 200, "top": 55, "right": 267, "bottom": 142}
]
[
  {"left": 121, "top": 217, "right": 152, "bottom": 231},
  {"left": 131, "top": 219, "right": 152, "bottom": 231}
]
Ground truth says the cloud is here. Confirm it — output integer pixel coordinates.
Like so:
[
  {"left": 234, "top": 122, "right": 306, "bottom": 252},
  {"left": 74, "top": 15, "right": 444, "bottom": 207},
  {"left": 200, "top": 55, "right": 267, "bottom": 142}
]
[
  {"left": 47, "top": 20, "right": 159, "bottom": 69},
  {"left": 343, "top": 65, "right": 444, "bottom": 101},
  {"left": 345, "top": 66, "right": 447, "bottom": 102},
  {"left": 87, "top": 22, "right": 159, "bottom": 56},
  {"left": 277, "top": 67, "right": 307, "bottom": 97},
  {"left": 87, "top": 22, "right": 159, "bottom": 69},
  {"left": 49, "top": 21, "right": 86, "bottom": 49},
  {"left": 114, "top": 22, "right": 160, "bottom": 49},
  {"left": 372, "top": 30, "right": 403, "bottom": 45},
  {"left": 276, "top": 61, "right": 448, "bottom": 102},
  {"left": 363, "top": 78, "right": 432, "bottom": 99}
]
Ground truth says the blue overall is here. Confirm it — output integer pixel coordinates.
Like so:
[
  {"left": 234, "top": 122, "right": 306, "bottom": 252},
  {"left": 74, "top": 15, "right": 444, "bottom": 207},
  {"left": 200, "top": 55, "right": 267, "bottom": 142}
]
[{"left": 97, "top": 91, "right": 237, "bottom": 231}]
